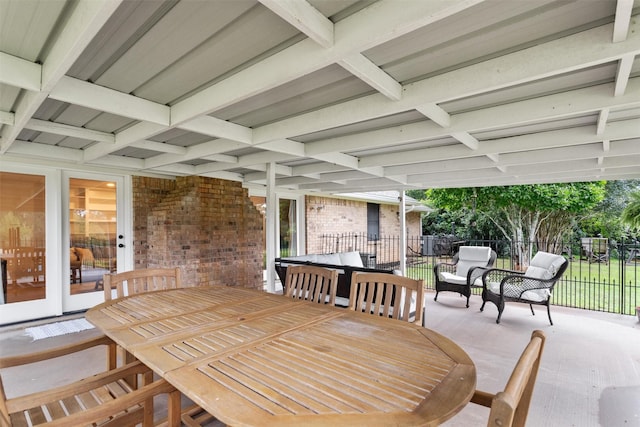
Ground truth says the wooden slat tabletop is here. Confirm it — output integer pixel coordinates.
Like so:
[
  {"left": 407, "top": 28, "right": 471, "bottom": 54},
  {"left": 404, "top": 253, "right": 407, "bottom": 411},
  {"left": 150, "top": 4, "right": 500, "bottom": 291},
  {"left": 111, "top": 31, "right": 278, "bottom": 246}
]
[{"left": 87, "top": 286, "right": 475, "bottom": 426}]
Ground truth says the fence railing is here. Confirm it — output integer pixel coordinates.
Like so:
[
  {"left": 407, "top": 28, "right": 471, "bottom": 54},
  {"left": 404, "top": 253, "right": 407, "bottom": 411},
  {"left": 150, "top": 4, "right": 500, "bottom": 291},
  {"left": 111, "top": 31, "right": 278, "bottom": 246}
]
[{"left": 318, "top": 233, "right": 640, "bottom": 316}]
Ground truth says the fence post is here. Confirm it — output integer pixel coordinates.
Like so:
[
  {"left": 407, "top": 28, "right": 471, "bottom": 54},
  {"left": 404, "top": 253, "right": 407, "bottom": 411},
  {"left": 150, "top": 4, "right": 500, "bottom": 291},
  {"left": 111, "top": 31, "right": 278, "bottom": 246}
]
[{"left": 620, "top": 238, "right": 625, "bottom": 315}]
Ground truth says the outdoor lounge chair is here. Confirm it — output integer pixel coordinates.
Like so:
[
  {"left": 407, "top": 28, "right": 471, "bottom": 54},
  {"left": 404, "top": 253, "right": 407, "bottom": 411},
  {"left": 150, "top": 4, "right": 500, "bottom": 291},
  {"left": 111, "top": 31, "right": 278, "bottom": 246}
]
[
  {"left": 471, "top": 330, "right": 546, "bottom": 427},
  {"left": 480, "top": 251, "right": 568, "bottom": 324},
  {"left": 433, "top": 246, "right": 497, "bottom": 307}
]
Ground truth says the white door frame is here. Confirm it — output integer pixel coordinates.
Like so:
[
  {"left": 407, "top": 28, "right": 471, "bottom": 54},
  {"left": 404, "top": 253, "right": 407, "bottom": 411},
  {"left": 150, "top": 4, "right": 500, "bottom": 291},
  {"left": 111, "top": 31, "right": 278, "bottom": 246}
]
[
  {"left": 0, "top": 165, "right": 60, "bottom": 323},
  {"left": 61, "top": 171, "right": 131, "bottom": 313}
]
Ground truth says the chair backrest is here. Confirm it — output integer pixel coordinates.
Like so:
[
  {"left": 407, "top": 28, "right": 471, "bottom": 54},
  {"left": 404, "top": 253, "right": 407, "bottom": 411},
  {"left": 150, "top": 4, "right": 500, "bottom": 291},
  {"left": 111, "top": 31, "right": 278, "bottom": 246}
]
[
  {"left": 103, "top": 267, "right": 182, "bottom": 300},
  {"left": 349, "top": 272, "right": 424, "bottom": 324},
  {"left": 454, "top": 246, "right": 495, "bottom": 277},
  {"left": 471, "top": 330, "right": 546, "bottom": 427},
  {"left": 284, "top": 265, "right": 338, "bottom": 305},
  {"left": 525, "top": 252, "right": 568, "bottom": 281}
]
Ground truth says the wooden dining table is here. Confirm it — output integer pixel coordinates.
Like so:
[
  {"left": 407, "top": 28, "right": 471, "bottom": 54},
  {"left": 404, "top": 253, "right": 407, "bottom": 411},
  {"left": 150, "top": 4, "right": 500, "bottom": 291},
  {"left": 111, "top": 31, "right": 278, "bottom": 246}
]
[{"left": 86, "top": 285, "right": 476, "bottom": 426}]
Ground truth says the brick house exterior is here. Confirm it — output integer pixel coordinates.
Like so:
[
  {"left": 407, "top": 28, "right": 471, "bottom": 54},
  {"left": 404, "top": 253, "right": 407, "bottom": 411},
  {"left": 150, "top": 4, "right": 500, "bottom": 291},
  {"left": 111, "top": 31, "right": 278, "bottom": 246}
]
[{"left": 305, "top": 194, "right": 423, "bottom": 264}]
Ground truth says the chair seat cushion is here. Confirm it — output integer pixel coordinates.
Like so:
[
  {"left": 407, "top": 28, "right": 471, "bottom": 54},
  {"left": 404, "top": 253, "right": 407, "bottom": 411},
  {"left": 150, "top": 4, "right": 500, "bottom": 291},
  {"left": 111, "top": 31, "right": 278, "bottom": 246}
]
[
  {"left": 521, "top": 288, "right": 551, "bottom": 302},
  {"left": 440, "top": 272, "right": 468, "bottom": 285},
  {"left": 487, "top": 281, "right": 551, "bottom": 302}
]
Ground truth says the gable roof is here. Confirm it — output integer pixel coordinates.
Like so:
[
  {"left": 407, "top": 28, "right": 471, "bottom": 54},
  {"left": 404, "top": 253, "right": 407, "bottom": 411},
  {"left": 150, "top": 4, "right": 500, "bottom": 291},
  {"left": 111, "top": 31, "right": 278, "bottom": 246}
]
[{"left": 1, "top": 0, "right": 639, "bottom": 193}]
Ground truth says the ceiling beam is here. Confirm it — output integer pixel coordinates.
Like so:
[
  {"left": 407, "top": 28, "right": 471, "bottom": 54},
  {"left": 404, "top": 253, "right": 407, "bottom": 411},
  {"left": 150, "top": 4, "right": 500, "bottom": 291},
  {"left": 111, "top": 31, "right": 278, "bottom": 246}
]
[
  {"left": 338, "top": 54, "right": 402, "bottom": 100},
  {"left": 26, "top": 118, "right": 115, "bottom": 143},
  {"left": 613, "top": 0, "right": 634, "bottom": 42},
  {"left": 0, "top": 52, "right": 40, "bottom": 91},
  {"left": 257, "top": 0, "right": 334, "bottom": 48},
  {"left": 170, "top": 0, "right": 483, "bottom": 125},
  {"left": 254, "top": 19, "right": 640, "bottom": 143},
  {"left": 0, "top": 0, "right": 122, "bottom": 154},
  {"left": 614, "top": 54, "right": 634, "bottom": 96},
  {"left": 305, "top": 78, "right": 640, "bottom": 156},
  {"left": 376, "top": 120, "right": 639, "bottom": 172}
]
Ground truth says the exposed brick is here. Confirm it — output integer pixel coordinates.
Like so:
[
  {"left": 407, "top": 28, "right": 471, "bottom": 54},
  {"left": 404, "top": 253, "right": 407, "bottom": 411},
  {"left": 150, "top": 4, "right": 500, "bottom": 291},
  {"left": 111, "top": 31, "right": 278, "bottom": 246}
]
[{"left": 132, "top": 176, "right": 264, "bottom": 289}]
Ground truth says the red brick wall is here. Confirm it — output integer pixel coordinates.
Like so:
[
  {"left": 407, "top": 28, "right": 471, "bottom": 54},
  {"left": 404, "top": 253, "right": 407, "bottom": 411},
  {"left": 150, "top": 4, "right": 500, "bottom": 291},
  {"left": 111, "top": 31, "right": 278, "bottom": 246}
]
[{"left": 132, "top": 176, "right": 264, "bottom": 289}]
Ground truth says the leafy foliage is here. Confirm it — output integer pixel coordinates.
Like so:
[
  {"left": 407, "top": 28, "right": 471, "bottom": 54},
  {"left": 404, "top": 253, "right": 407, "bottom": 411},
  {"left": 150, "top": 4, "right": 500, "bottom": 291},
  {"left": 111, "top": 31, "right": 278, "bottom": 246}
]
[
  {"left": 425, "top": 183, "right": 606, "bottom": 262},
  {"left": 622, "top": 190, "right": 640, "bottom": 230}
]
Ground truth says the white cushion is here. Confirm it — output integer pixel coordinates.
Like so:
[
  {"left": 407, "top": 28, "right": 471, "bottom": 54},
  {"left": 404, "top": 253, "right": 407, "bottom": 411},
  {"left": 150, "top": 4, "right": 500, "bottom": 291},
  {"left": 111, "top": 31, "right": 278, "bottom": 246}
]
[
  {"left": 285, "top": 254, "right": 317, "bottom": 263},
  {"left": 456, "top": 246, "right": 492, "bottom": 277},
  {"left": 488, "top": 281, "right": 551, "bottom": 302},
  {"left": 338, "top": 251, "right": 364, "bottom": 267},
  {"left": 525, "top": 265, "right": 553, "bottom": 280},
  {"left": 458, "top": 246, "right": 491, "bottom": 262},
  {"left": 440, "top": 272, "right": 467, "bottom": 285},
  {"left": 526, "top": 252, "right": 566, "bottom": 279},
  {"left": 521, "top": 288, "right": 551, "bottom": 302},
  {"left": 315, "top": 253, "right": 341, "bottom": 265},
  {"left": 487, "top": 281, "right": 501, "bottom": 294}
]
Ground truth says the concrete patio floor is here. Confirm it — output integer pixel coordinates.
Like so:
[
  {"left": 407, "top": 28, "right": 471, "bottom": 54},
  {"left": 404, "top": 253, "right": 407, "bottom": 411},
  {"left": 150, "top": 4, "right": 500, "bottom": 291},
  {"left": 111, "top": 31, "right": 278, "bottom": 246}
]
[{"left": 1, "top": 290, "right": 638, "bottom": 426}]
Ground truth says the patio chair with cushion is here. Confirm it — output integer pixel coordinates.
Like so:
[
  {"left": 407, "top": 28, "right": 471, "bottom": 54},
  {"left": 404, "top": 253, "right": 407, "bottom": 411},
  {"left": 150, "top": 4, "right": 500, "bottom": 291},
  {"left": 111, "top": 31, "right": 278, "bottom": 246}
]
[
  {"left": 480, "top": 252, "right": 568, "bottom": 324},
  {"left": 434, "top": 246, "right": 497, "bottom": 307},
  {"left": 0, "top": 335, "right": 181, "bottom": 426},
  {"left": 471, "top": 330, "right": 546, "bottom": 427},
  {"left": 284, "top": 264, "right": 339, "bottom": 305},
  {"left": 349, "top": 271, "right": 424, "bottom": 325}
]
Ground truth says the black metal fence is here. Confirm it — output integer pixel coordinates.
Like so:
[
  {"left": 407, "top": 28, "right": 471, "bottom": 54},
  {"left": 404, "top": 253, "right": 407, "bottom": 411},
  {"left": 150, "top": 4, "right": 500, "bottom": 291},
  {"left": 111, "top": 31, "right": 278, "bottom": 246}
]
[{"left": 319, "top": 233, "right": 640, "bottom": 316}]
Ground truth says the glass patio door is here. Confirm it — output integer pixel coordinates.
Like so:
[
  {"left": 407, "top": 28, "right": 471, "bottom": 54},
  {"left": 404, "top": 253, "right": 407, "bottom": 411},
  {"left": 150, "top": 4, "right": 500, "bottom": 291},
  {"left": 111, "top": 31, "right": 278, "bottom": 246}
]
[
  {"left": 62, "top": 172, "right": 126, "bottom": 312},
  {"left": 0, "top": 168, "right": 58, "bottom": 324}
]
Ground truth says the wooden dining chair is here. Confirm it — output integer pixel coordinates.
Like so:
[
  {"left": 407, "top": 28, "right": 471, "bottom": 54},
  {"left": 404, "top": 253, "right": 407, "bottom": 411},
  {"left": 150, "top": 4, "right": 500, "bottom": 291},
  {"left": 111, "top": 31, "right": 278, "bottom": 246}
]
[
  {"left": 0, "top": 335, "right": 181, "bottom": 427},
  {"left": 102, "top": 267, "right": 214, "bottom": 426},
  {"left": 470, "top": 330, "right": 546, "bottom": 427},
  {"left": 103, "top": 267, "right": 183, "bottom": 300},
  {"left": 284, "top": 264, "right": 339, "bottom": 305},
  {"left": 349, "top": 272, "right": 424, "bottom": 325}
]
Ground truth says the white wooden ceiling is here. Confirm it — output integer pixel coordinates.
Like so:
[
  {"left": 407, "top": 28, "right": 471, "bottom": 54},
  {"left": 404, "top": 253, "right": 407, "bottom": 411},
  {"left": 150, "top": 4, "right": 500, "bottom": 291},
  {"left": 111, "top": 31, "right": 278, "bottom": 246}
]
[{"left": 1, "top": 0, "right": 639, "bottom": 194}]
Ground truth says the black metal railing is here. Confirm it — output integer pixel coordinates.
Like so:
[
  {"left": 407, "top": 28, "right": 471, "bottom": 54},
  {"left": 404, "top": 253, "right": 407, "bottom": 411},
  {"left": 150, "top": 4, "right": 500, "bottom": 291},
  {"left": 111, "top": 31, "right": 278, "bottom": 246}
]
[{"left": 317, "top": 233, "right": 640, "bottom": 316}]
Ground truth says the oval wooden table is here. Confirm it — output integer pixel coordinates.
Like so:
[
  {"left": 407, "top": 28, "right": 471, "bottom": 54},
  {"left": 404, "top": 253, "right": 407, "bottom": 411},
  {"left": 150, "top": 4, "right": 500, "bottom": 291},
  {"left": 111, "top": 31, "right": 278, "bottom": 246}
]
[{"left": 86, "top": 286, "right": 476, "bottom": 426}]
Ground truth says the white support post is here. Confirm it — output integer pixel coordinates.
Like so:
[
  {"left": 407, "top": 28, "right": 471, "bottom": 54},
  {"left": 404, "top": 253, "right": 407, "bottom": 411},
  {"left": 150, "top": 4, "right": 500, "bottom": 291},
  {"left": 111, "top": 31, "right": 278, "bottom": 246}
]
[
  {"left": 265, "top": 162, "right": 277, "bottom": 293},
  {"left": 399, "top": 190, "right": 407, "bottom": 275}
]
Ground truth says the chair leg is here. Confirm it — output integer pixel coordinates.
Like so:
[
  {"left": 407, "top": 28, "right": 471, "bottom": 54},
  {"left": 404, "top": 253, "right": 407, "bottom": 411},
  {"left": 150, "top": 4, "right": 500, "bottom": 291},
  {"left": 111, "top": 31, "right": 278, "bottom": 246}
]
[
  {"left": 434, "top": 291, "right": 439, "bottom": 301},
  {"left": 480, "top": 300, "right": 486, "bottom": 311},
  {"left": 496, "top": 301, "right": 504, "bottom": 324},
  {"left": 547, "top": 303, "right": 553, "bottom": 326},
  {"left": 529, "top": 304, "right": 535, "bottom": 316},
  {"left": 465, "top": 295, "right": 470, "bottom": 308}
]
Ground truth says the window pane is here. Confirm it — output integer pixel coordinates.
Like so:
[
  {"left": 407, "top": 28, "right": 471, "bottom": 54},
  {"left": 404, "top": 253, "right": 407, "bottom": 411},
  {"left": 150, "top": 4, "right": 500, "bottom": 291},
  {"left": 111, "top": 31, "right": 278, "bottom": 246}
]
[
  {"left": 367, "top": 203, "right": 379, "bottom": 240},
  {"left": 0, "top": 172, "right": 46, "bottom": 303}
]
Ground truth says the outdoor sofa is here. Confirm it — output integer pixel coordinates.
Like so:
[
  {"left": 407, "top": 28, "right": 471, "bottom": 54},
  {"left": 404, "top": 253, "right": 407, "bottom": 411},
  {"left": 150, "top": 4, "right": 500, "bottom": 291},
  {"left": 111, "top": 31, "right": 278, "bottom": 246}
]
[{"left": 275, "top": 251, "right": 395, "bottom": 306}]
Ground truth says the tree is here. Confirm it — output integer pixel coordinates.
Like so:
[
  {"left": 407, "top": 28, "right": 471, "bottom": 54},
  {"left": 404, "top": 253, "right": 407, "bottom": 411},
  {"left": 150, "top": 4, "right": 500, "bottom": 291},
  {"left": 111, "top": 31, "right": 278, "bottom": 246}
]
[
  {"left": 622, "top": 190, "right": 640, "bottom": 230},
  {"left": 578, "top": 180, "right": 640, "bottom": 241},
  {"left": 428, "top": 183, "right": 606, "bottom": 265}
]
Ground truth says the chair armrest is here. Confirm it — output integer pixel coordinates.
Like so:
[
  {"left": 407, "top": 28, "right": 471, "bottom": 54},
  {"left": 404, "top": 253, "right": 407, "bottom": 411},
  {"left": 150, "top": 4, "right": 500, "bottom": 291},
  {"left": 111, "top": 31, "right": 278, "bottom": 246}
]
[
  {"left": 467, "top": 266, "right": 491, "bottom": 285},
  {"left": 481, "top": 268, "right": 525, "bottom": 286},
  {"left": 433, "top": 262, "right": 457, "bottom": 276},
  {"left": 43, "top": 379, "right": 177, "bottom": 427},
  {"left": 0, "top": 334, "right": 114, "bottom": 369},
  {"left": 470, "top": 389, "right": 495, "bottom": 407}
]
